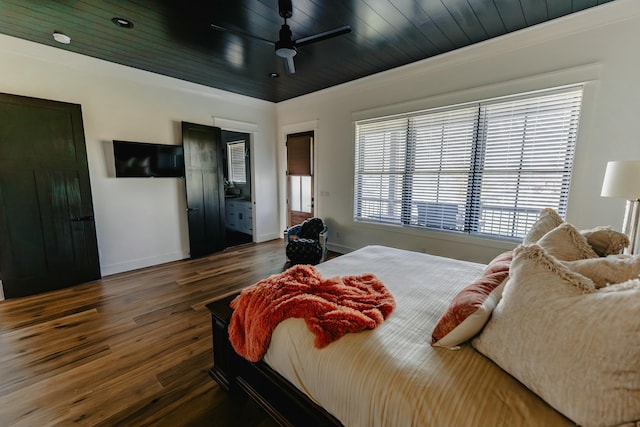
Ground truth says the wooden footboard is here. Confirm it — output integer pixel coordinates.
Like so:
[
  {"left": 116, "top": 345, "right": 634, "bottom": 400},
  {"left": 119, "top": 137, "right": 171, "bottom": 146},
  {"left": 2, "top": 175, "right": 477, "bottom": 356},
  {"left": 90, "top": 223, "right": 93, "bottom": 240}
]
[{"left": 206, "top": 295, "right": 344, "bottom": 427}]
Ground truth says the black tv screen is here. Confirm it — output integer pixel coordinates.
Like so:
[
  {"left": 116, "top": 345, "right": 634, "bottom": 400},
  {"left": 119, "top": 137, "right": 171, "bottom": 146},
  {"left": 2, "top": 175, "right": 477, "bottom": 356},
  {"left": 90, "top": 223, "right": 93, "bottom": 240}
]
[{"left": 113, "top": 140, "right": 184, "bottom": 178}]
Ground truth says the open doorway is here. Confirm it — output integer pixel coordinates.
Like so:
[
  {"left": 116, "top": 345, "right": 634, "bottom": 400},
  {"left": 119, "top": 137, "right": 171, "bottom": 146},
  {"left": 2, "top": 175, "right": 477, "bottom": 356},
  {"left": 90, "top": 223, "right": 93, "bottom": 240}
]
[
  {"left": 221, "top": 130, "right": 253, "bottom": 248},
  {"left": 286, "top": 131, "right": 314, "bottom": 227}
]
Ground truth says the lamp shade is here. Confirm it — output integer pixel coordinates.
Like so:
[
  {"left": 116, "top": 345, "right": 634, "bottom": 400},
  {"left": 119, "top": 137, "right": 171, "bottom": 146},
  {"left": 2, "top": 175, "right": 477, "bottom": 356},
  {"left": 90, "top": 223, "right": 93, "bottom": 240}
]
[{"left": 601, "top": 161, "right": 640, "bottom": 199}]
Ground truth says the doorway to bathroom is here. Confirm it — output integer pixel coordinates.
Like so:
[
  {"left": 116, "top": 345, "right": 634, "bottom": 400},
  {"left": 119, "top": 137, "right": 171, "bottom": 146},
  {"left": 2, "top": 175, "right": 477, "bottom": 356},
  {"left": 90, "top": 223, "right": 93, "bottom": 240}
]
[{"left": 222, "top": 130, "right": 253, "bottom": 248}]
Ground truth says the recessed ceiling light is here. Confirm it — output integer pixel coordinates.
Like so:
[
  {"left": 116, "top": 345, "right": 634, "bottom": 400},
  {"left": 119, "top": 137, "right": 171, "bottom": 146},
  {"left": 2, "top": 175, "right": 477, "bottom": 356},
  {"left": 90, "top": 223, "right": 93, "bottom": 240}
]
[
  {"left": 111, "top": 17, "right": 134, "bottom": 29},
  {"left": 52, "top": 31, "right": 71, "bottom": 44}
]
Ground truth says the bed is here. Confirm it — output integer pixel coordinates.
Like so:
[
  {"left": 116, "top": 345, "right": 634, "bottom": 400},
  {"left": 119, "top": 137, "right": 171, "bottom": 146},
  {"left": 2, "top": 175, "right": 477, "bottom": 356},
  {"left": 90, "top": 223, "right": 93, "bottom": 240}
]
[{"left": 207, "top": 213, "right": 640, "bottom": 427}]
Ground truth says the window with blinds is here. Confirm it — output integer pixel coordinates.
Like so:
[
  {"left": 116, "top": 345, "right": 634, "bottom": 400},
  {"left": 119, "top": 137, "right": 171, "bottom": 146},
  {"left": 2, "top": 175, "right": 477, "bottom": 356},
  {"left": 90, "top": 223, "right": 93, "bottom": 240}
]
[
  {"left": 227, "top": 141, "right": 246, "bottom": 184},
  {"left": 354, "top": 85, "right": 583, "bottom": 240}
]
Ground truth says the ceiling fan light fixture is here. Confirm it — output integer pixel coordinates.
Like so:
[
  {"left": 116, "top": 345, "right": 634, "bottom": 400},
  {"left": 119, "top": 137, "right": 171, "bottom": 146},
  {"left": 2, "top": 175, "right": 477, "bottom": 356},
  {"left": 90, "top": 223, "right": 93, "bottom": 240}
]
[
  {"left": 275, "top": 23, "right": 296, "bottom": 58},
  {"left": 275, "top": 46, "right": 296, "bottom": 58}
]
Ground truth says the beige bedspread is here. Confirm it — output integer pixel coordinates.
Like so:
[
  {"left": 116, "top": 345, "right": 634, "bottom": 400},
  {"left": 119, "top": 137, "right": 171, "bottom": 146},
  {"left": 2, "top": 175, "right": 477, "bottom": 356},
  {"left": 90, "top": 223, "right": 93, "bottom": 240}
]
[{"left": 263, "top": 245, "right": 572, "bottom": 427}]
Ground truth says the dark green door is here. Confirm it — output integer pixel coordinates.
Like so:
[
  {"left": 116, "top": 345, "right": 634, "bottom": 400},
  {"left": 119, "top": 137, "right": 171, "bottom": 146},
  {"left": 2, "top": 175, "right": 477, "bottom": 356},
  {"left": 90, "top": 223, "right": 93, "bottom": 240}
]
[
  {"left": 182, "top": 122, "right": 226, "bottom": 258},
  {"left": 0, "top": 93, "right": 100, "bottom": 298}
]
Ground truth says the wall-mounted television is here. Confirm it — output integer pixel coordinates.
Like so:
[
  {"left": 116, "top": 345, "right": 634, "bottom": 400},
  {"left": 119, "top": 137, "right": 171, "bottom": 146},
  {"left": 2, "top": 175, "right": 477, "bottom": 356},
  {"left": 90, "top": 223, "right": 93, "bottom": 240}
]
[{"left": 113, "top": 140, "right": 184, "bottom": 178}]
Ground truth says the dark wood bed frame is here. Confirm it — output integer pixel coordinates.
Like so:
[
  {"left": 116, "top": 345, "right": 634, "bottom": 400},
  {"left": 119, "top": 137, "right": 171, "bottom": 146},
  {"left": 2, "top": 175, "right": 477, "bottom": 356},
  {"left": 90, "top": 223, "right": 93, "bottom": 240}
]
[{"left": 206, "top": 294, "right": 344, "bottom": 427}]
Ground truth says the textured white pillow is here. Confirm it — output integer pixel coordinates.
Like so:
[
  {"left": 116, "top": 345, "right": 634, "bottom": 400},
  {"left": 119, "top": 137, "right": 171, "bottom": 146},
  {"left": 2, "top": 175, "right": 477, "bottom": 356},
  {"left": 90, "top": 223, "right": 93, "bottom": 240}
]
[
  {"left": 472, "top": 244, "right": 640, "bottom": 427},
  {"left": 563, "top": 254, "right": 640, "bottom": 288},
  {"left": 523, "top": 208, "right": 564, "bottom": 244},
  {"left": 536, "top": 222, "right": 599, "bottom": 261},
  {"left": 581, "top": 226, "right": 629, "bottom": 256}
]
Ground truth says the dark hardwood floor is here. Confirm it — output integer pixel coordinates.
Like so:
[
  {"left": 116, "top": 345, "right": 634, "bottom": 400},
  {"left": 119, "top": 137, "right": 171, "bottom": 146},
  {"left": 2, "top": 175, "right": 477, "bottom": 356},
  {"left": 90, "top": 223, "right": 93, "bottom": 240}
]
[{"left": 0, "top": 239, "right": 335, "bottom": 426}]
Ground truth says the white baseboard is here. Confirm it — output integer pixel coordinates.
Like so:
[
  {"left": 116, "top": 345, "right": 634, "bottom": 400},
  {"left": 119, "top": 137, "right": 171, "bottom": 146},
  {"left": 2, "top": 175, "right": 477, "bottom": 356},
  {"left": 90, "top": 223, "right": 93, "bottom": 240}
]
[
  {"left": 99, "top": 240, "right": 349, "bottom": 277},
  {"left": 101, "top": 251, "right": 189, "bottom": 277},
  {"left": 326, "top": 242, "right": 354, "bottom": 254},
  {"left": 256, "top": 232, "right": 282, "bottom": 243}
]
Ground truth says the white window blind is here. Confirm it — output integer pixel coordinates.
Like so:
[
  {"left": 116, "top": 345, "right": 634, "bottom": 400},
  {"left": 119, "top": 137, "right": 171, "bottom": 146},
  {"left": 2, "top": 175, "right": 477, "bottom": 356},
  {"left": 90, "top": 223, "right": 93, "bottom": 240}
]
[
  {"left": 354, "top": 117, "right": 407, "bottom": 225},
  {"left": 354, "top": 86, "right": 583, "bottom": 240},
  {"left": 227, "top": 141, "right": 246, "bottom": 184}
]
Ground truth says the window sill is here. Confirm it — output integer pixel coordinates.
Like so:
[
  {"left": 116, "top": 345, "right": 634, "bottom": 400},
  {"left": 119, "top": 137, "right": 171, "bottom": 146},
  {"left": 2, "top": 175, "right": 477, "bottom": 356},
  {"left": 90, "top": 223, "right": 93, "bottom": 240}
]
[{"left": 354, "top": 220, "right": 519, "bottom": 252}]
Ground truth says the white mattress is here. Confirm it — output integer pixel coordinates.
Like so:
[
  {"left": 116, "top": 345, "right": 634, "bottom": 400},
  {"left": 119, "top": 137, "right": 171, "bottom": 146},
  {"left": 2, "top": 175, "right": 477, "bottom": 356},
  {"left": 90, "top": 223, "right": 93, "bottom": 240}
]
[{"left": 263, "top": 245, "right": 572, "bottom": 427}]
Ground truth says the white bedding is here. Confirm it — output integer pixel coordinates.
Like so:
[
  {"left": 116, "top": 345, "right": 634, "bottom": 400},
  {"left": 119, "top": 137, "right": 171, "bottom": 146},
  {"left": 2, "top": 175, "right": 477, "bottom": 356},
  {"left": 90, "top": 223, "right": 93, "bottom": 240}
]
[{"left": 263, "top": 245, "right": 572, "bottom": 427}]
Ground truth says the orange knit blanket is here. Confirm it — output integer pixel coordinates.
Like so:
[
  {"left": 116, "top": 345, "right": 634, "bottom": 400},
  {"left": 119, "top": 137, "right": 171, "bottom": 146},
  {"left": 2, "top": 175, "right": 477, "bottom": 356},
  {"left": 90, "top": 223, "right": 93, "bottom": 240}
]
[{"left": 228, "top": 264, "right": 396, "bottom": 362}]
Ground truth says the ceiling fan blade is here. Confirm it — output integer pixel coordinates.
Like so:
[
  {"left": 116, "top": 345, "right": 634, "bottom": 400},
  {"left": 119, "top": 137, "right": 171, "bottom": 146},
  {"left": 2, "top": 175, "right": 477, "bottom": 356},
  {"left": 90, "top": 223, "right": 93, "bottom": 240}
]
[
  {"left": 294, "top": 25, "right": 351, "bottom": 47},
  {"left": 210, "top": 23, "right": 274, "bottom": 45},
  {"left": 283, "top": 56, "right": 296, "bottom": 74}
]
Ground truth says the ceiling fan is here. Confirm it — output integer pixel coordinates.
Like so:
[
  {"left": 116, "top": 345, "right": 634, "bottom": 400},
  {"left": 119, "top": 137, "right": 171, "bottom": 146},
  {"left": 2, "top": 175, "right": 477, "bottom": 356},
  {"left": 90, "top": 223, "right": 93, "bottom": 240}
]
[{"left": 210, "top": 0, "right": 351, "bottom": 75}]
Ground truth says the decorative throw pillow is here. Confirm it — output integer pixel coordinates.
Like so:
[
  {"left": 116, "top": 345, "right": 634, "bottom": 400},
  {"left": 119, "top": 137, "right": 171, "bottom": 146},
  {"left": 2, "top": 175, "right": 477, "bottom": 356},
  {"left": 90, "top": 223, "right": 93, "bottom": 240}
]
[
  {"left": 563, "top": 255, "right": 640, "bottom": 288},
  {"left": 431, "top": 251, "right": 512, "bottom": 349},
  {"left": 472, "top": 244, "right": 640, "bottom": 427},
  {"left": 581, "top": 226, "right": 629, "bottom": 256},
  {"left": 536, "top": 222, "right": 599, "bottom": 261},
  {"left": 299, "top": 217, "right": 325, "bottom": 239},
  {"left": 523, "top": 208, "right": 564, "bottom": 244}
]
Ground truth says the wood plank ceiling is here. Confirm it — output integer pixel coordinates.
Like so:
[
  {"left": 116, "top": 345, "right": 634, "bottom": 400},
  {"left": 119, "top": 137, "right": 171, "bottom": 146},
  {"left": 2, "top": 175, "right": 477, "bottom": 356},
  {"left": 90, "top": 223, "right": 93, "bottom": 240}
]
[{"left": 0, "top": 0, "right": 615, "bottom": 103}]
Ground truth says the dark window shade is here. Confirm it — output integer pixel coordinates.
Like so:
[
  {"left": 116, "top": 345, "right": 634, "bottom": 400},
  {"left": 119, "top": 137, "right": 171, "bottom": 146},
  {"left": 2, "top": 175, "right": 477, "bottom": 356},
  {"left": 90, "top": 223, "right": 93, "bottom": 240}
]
[
  {"left": 287, "top": 134, "right": 312, "bottom": 175},
  {"left": 354, "top": 85, "right": 583, "bottom": 240}
]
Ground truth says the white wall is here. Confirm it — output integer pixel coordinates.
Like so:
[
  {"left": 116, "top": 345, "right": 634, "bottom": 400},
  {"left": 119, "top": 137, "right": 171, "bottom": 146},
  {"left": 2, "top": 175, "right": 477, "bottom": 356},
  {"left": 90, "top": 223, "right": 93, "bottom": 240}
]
[
  {"left": 0, "top": 35, "right": 279, "bottom": 277},
  {"left": 276, "top": 0, "right": 640, "bottom": 264}
]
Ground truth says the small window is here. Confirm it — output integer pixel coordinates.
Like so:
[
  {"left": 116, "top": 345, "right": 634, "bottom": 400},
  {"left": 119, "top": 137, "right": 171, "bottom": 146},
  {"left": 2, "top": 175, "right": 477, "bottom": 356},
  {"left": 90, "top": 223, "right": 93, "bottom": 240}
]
[
  {"left": 227, "top": 141, "right": 246, "bottom": 184},
  {"left": 354, "top": 85, "right": 583, "bottom": 240}
]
